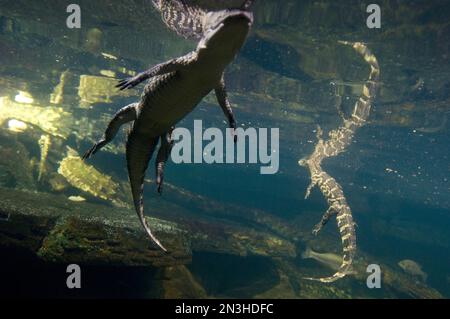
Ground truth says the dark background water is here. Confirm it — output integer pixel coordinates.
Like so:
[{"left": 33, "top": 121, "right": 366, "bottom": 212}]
[{"left": 0, "top": 0, "right": 449, "bottom": 298}]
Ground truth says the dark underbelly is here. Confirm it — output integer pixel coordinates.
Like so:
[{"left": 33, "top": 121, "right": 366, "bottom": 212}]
[{"left": 135, "top": 73, "right": 214, "bottom": 136}]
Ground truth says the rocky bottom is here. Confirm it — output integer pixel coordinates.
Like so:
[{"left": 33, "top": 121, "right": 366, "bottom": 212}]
[{"left": 0, "top": 187, "right": 444, "bottom": 299}]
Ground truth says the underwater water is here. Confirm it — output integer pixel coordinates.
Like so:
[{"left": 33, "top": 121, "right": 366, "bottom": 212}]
[{"left": 0, "top": 0, "right": 449, "bottom": 299}]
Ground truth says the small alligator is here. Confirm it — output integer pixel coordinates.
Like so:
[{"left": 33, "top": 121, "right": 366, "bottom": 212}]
[
  {"left": 299, "top": 42, "right": 380, "bottom": 282},
  {"left": 83, "top": 1, "right": 254, "bottom": 251}
]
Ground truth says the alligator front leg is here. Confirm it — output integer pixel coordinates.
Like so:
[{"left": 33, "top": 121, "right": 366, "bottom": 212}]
[
  {"left": 155, "top": 127, "right": 175, "bottom": 194},
  {"left": 117, "top": 51, "right": 198, "bottom": 90},
  {"left": 82, "top": 103, "right": 137, "bottom": 159},
  {"left": 215, "top": 76, "right": 237, "bottom": 143},
  {"left": 312, "top": 205, "right": 338, "bottom": 235},
  {"left": 304, "top": 179, "right": 317, "bottom": 199}
]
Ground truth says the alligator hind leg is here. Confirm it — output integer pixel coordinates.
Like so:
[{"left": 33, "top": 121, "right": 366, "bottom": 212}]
[
  {"left": 155, "top": 127, "right": 175, "bottom": 195},
  {"left": 312, "top": 206, "right": 338, "bottom": 235},
  {"left": 83, "top": 103, "right": 137, "bottom": 160},
  {"left": 215, "top": 76, "right": 237, "bottom": 142}
]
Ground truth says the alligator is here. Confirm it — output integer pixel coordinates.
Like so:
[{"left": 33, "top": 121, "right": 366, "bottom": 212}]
[
  {"left": 83, "top": 0, "right": 255, "bottom": 251},
  {"left": 299, "top": 41, "right": 380, "bottom": 282}
]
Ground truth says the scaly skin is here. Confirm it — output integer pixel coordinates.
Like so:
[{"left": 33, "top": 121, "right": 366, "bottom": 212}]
[
  {"left": 150, "top": 0, "right": 256, "bottom": 40},
  {"left": 299, "top": 42, "right": 380, "bottom": 282},
  {"left": 150, "top": 0, "right": 205, "bottom": 40},
  {"left": 83, "top": 3, "right": 254, "bottom": 251}
]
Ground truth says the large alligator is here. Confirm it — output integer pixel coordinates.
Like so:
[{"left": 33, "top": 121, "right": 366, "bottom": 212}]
[
  {"left": 299, "top": 42, "right": 380, "bottom": 282},
  {"left": 83, "top": 0, "right": 255, "bottom": 251},
  {"left": 150, "top": 0, "right": 255, "bottom": 40}
]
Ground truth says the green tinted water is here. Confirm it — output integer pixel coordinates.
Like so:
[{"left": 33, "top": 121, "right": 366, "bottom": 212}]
[{"left": 0, "top": 0, "right": 449, "bottom": 298}]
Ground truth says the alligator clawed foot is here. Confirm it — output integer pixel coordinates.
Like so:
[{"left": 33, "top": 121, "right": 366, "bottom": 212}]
[
  {"left": 116, "top": 73, "right": 147, "bottom": 91},
  {"left": 156, "top": 175, "right": 164, "bottom": 195},
  {"left": 82, "top": 144, "right": 97, "bottom": 160},
  {"left": 116, "top": 78, "right": 137, "bottom": 91},
  {"left": 312, "top": 223, "right": 322, "bottom": 236},
  {"left": 82, "top": 140, "right": 105, "bottom": 160}
]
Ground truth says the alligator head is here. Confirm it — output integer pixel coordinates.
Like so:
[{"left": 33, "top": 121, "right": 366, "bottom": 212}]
[{"left": 197, "top": 9, "right": 253, "bottom": 64}]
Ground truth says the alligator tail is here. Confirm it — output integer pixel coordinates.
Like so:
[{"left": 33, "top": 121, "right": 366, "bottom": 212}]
[
  {"left": 126, "top": 132, "right": 167, "bottom": 251},
  {"left": 339, "top": 41, "right": 380, "bottom": 111},
  {"left": 304, "top": 207, "right": 357, "bottom": 283}
]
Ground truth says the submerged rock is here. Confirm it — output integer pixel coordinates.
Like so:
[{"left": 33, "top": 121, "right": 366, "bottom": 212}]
[
  {"left": 37, "top": 134, "right": 51, "bottom": 182},
  {"left": 0, "top": 186, "right": 297, "bottom": 272},
  {"left": 48, "top": 173, "right": 69, "bottom": 192},
  {"left": 0, "top": 187, "right": 190, "bottom": 267},
  {"left": 68, "top": 195, "right": 86, "bottom": 202},
  {"left": 57, "top": 147, "right": 126, "bottom": 207},
  {"left": 0, "top": 96, "right": 72, "bottom": 139},
  {"left": 49, "top": 70, "right": 69, "bottom": 105},
  {"left": 254, "top": 264, "right": 298, "bottom": 299},
  {"left": 158, "top": 265, "right": 208, "bottom": 299},
  {"left": 187, "top": 218, "right": 296, "bottom": 258},
  {"left": 398, "top": 259, "right": 428, "bottom": 282},
  {"left": 78, "top": 75, "right": 134, "bottom": 107},
  {"left": 0, "top": 132, "right": 35, "bottom": 190}
]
